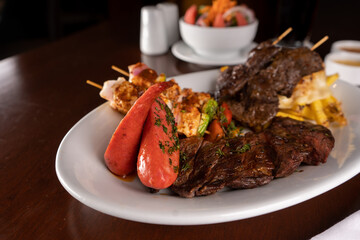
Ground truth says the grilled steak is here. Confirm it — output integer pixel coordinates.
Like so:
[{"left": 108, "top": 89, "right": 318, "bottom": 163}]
[
  {"left": 264, "top": 120, "right": 313, "bottom": 177},
  {"left": 216, "top": 41, "right": 324, "bottom": 130},
  {"left": 171, "top": 117, "right": 335, "bottom": 198},
  {"left": 171, "top": 133, "right": 275, "bottom": 198},
  {"left": 269, "top": 117, "right": 335, "bottom": 165},
  {"left": 172, "top": 136, "right": 204, "bottom": 187}
]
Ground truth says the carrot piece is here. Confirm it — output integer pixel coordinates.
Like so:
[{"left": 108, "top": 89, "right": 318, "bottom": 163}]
[
  {"left": 104, "top": 81, "right": 174, "bottom": 176},
  {"left": 205, "top": 119, "right": 225, "bottom": 142}
]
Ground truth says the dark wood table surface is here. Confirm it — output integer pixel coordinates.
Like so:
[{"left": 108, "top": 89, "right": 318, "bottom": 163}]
[{"left": 1, "top": 21, "right": 359, "bottom": 240}]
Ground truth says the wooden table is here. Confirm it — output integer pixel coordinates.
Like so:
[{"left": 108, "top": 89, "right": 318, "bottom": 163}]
[{"left": 1, "top": 21, "right": 359, "bottom": 240}]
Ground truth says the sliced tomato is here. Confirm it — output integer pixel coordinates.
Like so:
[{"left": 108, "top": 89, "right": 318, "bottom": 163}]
[
  {"left": 235, "top": 12, "right": 248, "bottom": 26},
  {"left": 184, "top": 5, "right": 197, "bottom": 24},
  {"left": 220, "top": 102, "right": 232, "bottom": 127},
  {"left": 213, "top": 13, "right": 225, "bottom": 27}
]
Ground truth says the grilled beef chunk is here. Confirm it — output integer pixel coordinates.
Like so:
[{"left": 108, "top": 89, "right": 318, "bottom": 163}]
[
  {"left": 171, "top": 134, "right": 275, "bottom": 198},
  {"left": 246, "top": 40, "right": 282, "bottom": 73},
  {"left": 264, "top": 120, "right": 313, "bottom": 177},
  {"left": 217, "top": 64, "right": 251, "bottom": 97},
  {"left": 216, "top": 41, "right": 324, "bottom": 130},
  {"left": 269, "top": 117, "right": 335, "bottom": 165},
  {"left": 171, "top": 117, "right": 335, "bottom": 198},
  {"left": 262, "top": 47, "right": 324, "bottom": 97}
]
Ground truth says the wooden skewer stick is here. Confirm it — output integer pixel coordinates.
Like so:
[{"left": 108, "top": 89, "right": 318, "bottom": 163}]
[
  {"left": 86, "top": 80, "right": 103, "bottom": 89},
  {"left": 272, "top": 27, "right": 293, "bottom": 45},
  {"left": 111, "top": 65, "right": 129, "bottom": 77},
  {"left": 311, "top": 36, "right": 329, "bottom": 51}
]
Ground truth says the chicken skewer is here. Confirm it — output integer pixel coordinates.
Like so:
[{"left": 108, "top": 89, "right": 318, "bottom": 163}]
[{"left": 87, "top": 63, "right": 214, "bottom": 138}]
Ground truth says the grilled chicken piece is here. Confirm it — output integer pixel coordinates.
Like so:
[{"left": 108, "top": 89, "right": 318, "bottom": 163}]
[
  {"left": 179, "top": 88, "right": 211, "bottom": 109},
  {"left": 100, "top": 77, "right": 139, "bottom": 114},
  {"left": 173, "top": 88, "right": 211, "bottom": 137},
  {"left": 173, "top": 104, "right": 201, "bottom": 137},
  {"left": 160, "top": 79, "right": 182, "bottom": 109}
]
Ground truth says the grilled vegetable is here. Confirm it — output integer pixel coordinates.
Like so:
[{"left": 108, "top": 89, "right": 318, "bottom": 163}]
[
  {"left": 219, "top": 102, "right": 232, "bottom": 127},
  {"left": 202, "top": 98, "right": 218, "bottom": 121},
  {"left": 205, "top": 119, "right": 225, "bottom": 142},
  {"left": 198, "top": 113, "right": 210, "bottom": 136}
]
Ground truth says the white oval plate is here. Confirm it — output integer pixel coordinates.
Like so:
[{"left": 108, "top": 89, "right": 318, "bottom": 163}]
[
  {"left": 171, "top": 41, "right": 257, "bottom": 66},
  {"left": 56, "top": 69, "right": 360, "bottom": 225}
]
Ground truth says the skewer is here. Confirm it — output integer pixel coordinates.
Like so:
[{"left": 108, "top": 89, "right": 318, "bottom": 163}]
[
  {"left": 272, "top": 27, "right": 293, "bottom": 45},
  {"left": 86, "top": 80, "right": 103, "bottom": 89},
  {"left": 111, "top": 65, "right": 130, "bottom": 77},
  {"left": 311, "top": 36, "right": 329, "bottom": 51}
]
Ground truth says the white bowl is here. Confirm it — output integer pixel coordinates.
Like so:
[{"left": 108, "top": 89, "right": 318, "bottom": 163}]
[
  {"left": 331, "top": 40, "right": 360, "bottom": 55},
  {"left": 179, "top": 18, "right": 258, "bottom": 58},
  {"left": 325, "top": 51, "right": 360, "bottom": 85}
]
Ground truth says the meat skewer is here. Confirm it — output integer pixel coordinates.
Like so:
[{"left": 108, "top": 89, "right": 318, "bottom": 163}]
[{"left": 216, "top": 34, "right": 340, "bottom": 130}]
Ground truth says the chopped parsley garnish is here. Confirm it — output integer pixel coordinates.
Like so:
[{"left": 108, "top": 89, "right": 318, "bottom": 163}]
[
  {"left": 155, "top": 118, "right": 161, "bottom": 126},
  {"left": 168, "top": 145, "right": 177, "bottom": 155},
  {"left": 159, "top": 141, "right": 165, "bottom": 153},
  {"left": 216, "top": 148, "right": 225, "bottom": 156},
  {"left": 181, "top": 162, "right": 190, "bottom": 171},
  {"left": 180, "top": 152, "right": 187, "bottom": 163},
  {"left": 236, "top": 143, "right": 251, "bottom": 153},
  {"left": 227, "top": 121, "right": 237, "bottom": 131},
  {"left": 162, "top": 125, "right": 168, "bottom": 134}
]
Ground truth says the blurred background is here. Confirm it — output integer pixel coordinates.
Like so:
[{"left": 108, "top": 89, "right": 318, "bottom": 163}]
[{"left": 0, "top": 0, "right": 359, "bottom": 60}]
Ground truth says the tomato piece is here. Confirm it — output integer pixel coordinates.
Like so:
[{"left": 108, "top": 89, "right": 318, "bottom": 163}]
[
  {"left": 235, "top": 12, "right": 247, "bottom": 26},
  {"left": 220, "top": 102, "right": 232, "bottom": 127},
  {"left": 184, "top": 5, "right": 197, "bottom": 24},
  {"left": 213, "top": 13, "right": 225, "bottom": 27}
]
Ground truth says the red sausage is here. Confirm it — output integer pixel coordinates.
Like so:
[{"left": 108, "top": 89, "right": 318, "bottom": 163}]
[
  {"left": 137, "top": 98, "right": 180, "bottom": 189},
  {"left": 104, "top": 81, "right": 174, "bottom": 177}
]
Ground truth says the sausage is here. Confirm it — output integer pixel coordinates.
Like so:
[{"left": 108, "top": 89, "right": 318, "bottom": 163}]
[
  {"left": 137, "top": 98, "right": 180, "bottom": 189},
  {"left": 104, "top": 81, "right": 174, "bottom": 177}
]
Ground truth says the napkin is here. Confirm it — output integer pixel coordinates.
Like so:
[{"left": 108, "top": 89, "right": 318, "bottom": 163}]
[{"left": 311, "top": 210, "right": 360, "bottom": 240}]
